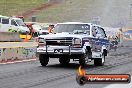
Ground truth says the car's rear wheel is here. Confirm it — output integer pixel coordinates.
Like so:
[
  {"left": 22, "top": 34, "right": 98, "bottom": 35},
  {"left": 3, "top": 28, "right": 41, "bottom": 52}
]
[
  {"left": 59, "top": 57, "right": 70, "bottom": 65},
  {"left": 39, "top": 54, "right": 49, "bottom": 66},
  {"left": 94, "top": 54, "right": 105, "bottom": 66}
]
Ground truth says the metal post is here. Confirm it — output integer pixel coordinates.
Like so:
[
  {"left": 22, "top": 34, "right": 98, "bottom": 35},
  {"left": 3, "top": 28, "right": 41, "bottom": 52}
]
[
  {"left": 130, "top": 4, "right": 132, "bottom": 20},
  {"left": 32, "top": 16, "right": 36, "bottom": 22}
]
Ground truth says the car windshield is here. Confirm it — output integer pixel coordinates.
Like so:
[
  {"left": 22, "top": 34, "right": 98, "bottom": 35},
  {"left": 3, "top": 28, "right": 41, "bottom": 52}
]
[
  {"left": 42, "top": 27, "right": 48, "bottom": 30},
  {"left": 32, "top": 25, "right": 42, "bottom": 30},
  {"left": 54, "top": 24, "right": 90, "bottom": 35},
  {"left": 16, "top": 19, "right": 26, "bottom": 27}
]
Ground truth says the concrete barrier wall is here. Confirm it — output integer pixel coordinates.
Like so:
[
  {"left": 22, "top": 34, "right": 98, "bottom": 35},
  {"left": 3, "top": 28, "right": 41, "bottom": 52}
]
[
  {"left": 0, "top": 32, "right": 21, "bottom": 42},
  {"left": 0, "top": 47, "right": 37, "bottom": 62}
]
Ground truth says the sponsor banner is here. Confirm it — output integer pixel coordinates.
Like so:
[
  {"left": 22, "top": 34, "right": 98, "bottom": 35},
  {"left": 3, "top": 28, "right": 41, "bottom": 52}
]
[
  {"left": 123, "top": 29, "right": 132, "bottom": 40},
  {"left": 76, "top": 66, "right": 131, "bottom": 85}
]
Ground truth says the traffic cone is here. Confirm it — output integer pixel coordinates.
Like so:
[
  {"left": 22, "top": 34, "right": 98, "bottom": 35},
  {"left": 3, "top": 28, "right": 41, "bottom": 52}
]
[
  {"left": 30, "top": 32, "right": 33, "bottom": 40},
  {"left": 24, "top": 33, "right": 28, "bottom": 42}
]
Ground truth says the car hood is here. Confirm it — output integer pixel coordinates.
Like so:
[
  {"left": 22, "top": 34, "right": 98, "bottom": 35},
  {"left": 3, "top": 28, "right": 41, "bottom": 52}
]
[
  {"left": 19, "top": 26, "right": 30, "bottom": 33},
  {"left": 39, "top": 30, "right": 48, "bottom": 32},
  {"left": 39, "top": 32, "right": 91, "bottom": 39}
]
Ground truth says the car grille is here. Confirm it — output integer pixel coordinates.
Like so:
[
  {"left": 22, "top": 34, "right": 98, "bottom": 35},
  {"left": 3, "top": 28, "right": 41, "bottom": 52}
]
[{"left": 46, "top": 38, "right": 73, "bottom": 46}]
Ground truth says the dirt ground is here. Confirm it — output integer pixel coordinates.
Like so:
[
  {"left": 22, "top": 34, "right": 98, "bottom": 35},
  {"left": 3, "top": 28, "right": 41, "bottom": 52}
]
[
  {"left": 21, "top": 0, "right": 65, "bottom": 17},
  {"left": 22, "top": 0, "right": 132, "bottom": 28}
]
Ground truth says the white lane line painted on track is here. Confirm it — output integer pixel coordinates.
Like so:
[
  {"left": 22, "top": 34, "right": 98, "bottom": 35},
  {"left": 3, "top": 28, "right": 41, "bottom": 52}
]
[
  {"left": 0, "top": 42, "right": 38, "bottom": 44},
  {"left": 0, "top": 45, "right": 38, "bottom": 48},
  {"left": 0, "top": 58, "right": 37, "bottom": 65}
]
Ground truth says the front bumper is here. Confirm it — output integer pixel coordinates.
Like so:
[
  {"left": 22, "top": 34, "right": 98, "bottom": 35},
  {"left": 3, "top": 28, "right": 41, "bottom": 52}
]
[
  {"left": 37, "top": 45, "right": 84, "bottom": 55},
  {"left": 36, "top": 45, "right": 103, "bottom": 59}
]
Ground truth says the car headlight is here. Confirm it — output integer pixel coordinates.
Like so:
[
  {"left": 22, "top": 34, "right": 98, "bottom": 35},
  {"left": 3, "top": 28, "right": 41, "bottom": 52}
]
[
  {"left": 38, "top": 38, "right": 46, "bottom": 47},
  {"left": 39, "top": 38, "right": 46, "bottom": 43},
  {"left": 72, "top": 38, "right": 82, "bottom": 47}
]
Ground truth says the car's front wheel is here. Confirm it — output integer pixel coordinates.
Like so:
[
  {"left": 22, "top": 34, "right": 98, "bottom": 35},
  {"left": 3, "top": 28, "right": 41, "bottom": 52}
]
[
  {"left": 79, "top": 50, "right": 92, "bottom": 67},
  {"left": 79, "top": 53, "right": 88, "bottom": 67},
  {"left": 39, "top": 54, "right": 49, "bottom": 66},
  {"left": 79, "top": 57, "right": 86, "bottom": 67}
]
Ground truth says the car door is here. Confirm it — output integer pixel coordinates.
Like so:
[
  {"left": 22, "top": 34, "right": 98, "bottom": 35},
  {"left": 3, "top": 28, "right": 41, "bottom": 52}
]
[
  {"left": 96, "top": 27, "right": 109, "bottom": 51},
  {"left": 91, "top": 26, "right": 98, "bottom": 51},
  {"left": 93, "top": 26, "right": 102, "bottom": 51},
  {"left": 1, "top": 18, "right": 10, "bottom": 32}
]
